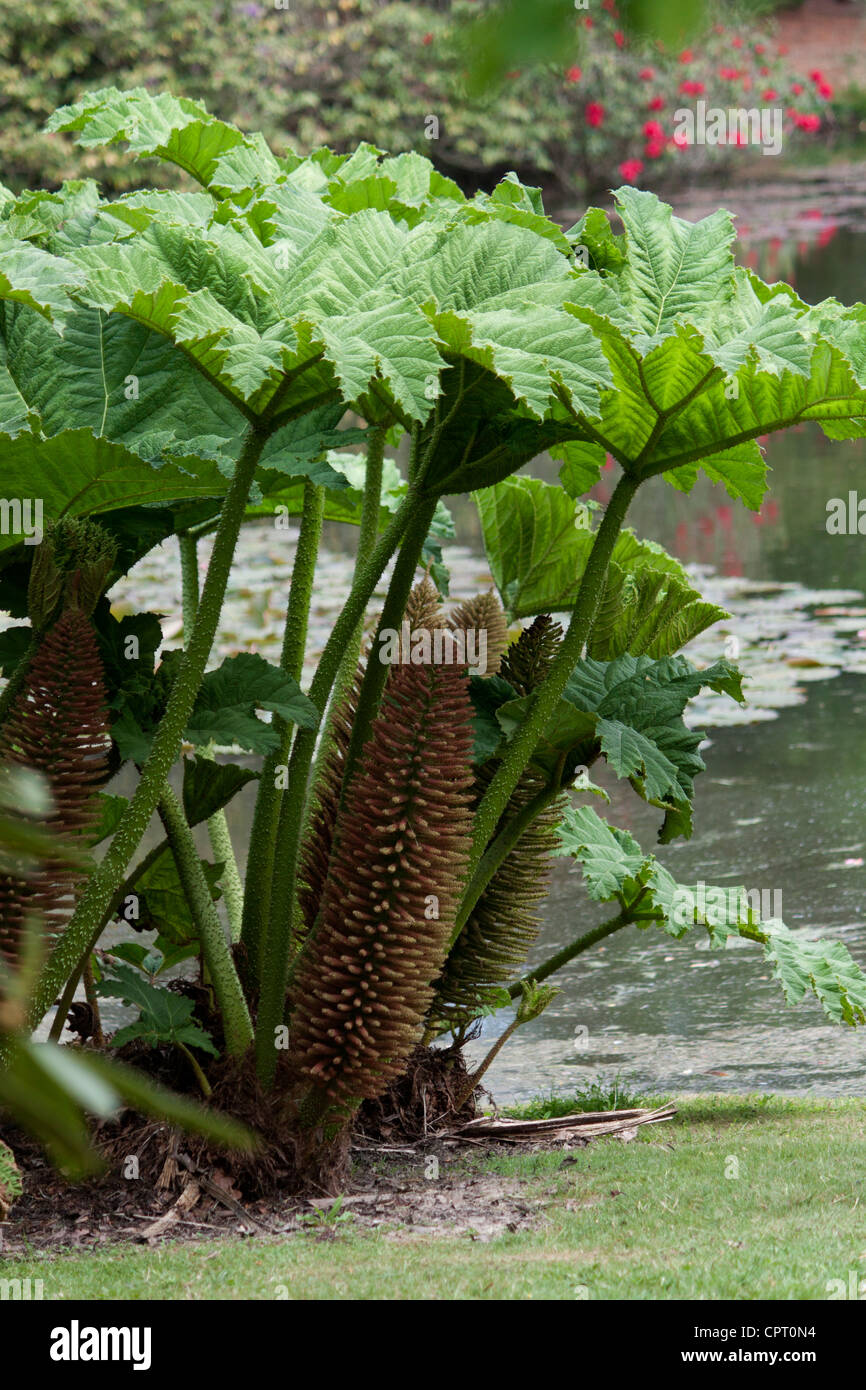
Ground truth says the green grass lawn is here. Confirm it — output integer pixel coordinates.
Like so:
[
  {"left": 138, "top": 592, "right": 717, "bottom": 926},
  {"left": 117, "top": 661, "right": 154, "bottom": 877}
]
[{"left": 4, "top": 1095, "right": 866, "bottom": 1300}]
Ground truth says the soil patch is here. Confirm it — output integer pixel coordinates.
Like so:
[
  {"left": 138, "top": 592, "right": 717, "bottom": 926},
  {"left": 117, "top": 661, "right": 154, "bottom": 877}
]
[{"left": 0, "top": 1133, "right": 548, "bottom": 1255}]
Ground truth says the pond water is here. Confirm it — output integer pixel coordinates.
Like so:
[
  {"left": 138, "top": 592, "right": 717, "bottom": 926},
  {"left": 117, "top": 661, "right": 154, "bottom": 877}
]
[
  {"left": 56, "top": 160, "right": 866, "bottom": 1101},
  {"left": 472, "top": 161, "right": 866, "bottom": 1102}
]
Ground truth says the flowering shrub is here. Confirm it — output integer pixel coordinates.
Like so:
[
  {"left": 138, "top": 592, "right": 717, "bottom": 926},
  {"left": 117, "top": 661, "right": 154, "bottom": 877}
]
[
  {"left": 552, "top": 8, "right": 833, "bottom": 187},
  {"left": 0, "top": 1, "right": 838, "bottom": 198}
]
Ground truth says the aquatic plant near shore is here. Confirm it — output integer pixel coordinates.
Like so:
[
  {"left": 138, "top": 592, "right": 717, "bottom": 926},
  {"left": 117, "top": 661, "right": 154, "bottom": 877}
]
[{"left": 1, "top": 89, "right": 866, "bottom": 1185}]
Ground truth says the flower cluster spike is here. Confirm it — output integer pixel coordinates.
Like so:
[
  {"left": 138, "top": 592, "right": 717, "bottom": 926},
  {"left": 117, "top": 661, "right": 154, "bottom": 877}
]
[
  {"left": 448, "top": 589, "right": 510, "bottom": 676},
  {"left": 297, "top": 580, "right": 444, "bottom": 940},
  {"left": 499, "top": 613, "right": 564, "bottom": 695},
  {"left": 296, "top": 661, "right": 363, "bottom": 941},
  {"left": 428, "top": 614, "right": 566, "bottom": 1028},
  {"left": 404, "top": 576, "right": 442, "bottom": 633},
  {"left": 429, "top": 761, "right": 566, "bottom": 1027},
  {"left": 290, "top": 654, "right": 474, "bottom": 1106},
  {"left": 0, "top": 609, "right": 110, "bottom": 964},
  {"left": 28, "top": 517, "right": 118, "bottom": 630}
]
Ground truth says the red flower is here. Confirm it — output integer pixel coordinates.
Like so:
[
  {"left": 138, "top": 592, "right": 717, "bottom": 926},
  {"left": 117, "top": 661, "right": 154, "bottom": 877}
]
[
  {"left": 795, "top": 112, "right": 821, "bottom": 131},
  {"left": 818, "top": 81, "right": 833, "bottom": 99},
  {"left": 565, "top": 66, "right": 582, "bottom": 84},
  {"left": 584, "top": 14, "right": 593, "bottom": 27},
  {"left": 732, "top": 36, "right": 743, "bottom": 49},
  {"left": 679, "top": 79, "right": 705, "bottom": 95},
  {"left": 648, "top": 94, "right": 665, "bottom": 110},
  {"left": 671, "top": 129, "right": 690, "bottom": 149},
  {"left": 614, "top": 29, "right": 625, "bottom": 47},
  {"left": 643, "top": 119, "right": 665, "bottom": 140},
  {"left": 422, "top": 32, "right": 433, "bottom": 45},
  {"left": 778, "top": 43, "right": 789, "bottom": 56},
  {"left": 679, "top": 48, "right": 693, "bottom": 62},
  {"left": 719, "top": 67, "right": 740, "bottom": 80},
  {"left": 618, "top": 158, "right": 644, "bottom": 183},
  {"left": 759, "top": 65, "right": 770, "bottom": 77},
  {"left": 791, "top": 82, "right": 803, "bottom": 95},
  {"left": 644, "top": 141, "right": 665, "bottom": 159},
  {"left": 809, "top": 69, "right": 824, "bottom": 83},
  {"left": 585, "top": 101, "right": 605, "bottom": 128},
  {"left": 762, "top": 89, "right": 778, "bottom": 101},
  {"left": 754, "top": 43, "right": 765, "bottom": 54},
  {"left": 638, "top": 66, "right": 655, "bottom": 80}
]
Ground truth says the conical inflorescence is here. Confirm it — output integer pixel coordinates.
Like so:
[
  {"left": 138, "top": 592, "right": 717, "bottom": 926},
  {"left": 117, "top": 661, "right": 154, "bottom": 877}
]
[
  {"left": 289, "top": 648, "right": 475, "bottom": 1107},
  {"left": 448, "top": 589, "right": 509, "bottom": 676},
  {"left": 296, "top": 578, "right": 445, "bottom": 940},
  {"left": 428, "top": 615, "right": 567, "bottom": 1028},
  {"left": 0, "top": 608, "right": 110, "bottom": 963}
]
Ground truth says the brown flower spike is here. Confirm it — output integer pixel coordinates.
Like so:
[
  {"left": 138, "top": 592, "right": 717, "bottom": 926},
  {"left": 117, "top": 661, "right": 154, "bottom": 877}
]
[
  {"left": 448, "top": 589, "right": 509, "bottom": 676},
  {"left": 290, "top": 654, "right": 474, "bottom": 1106},
  {"left": 429, "top": 615, "right": 567, "bottom": 1026},
  {"left": 0, "top": 609, "right": 110, "bottom": 963},
  {"left": 297, "top": 579, "right": 445, "bottom": 940}
]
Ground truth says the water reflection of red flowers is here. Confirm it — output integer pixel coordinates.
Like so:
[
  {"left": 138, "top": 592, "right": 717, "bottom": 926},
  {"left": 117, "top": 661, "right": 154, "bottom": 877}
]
[{"left": 585, "top": 102, "right": 605, "bottom": 127}]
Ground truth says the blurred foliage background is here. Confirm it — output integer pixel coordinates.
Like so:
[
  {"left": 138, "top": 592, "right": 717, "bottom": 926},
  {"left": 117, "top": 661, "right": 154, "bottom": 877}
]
[{"left": 0, "top": 1, "right": 848, "bottom": 197}]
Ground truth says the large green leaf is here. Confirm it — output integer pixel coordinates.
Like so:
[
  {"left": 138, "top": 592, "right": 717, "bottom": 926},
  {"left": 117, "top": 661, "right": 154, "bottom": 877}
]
[
  {"left": 554, "top": 805, "right": 866, "bottom": 1027},
  {"left": 96, "top": 964, "right": 218, "bottom": 1055},
  {"left": 185, "top": 653, "right": 319, "bottom": 754},
  {"left": 556, "top": 189, "right": 866, "bottom": 503},
  {"left": 0, "top": 429, "right": 230, "bottom": 556},
  {"left": 498, "top": 653, "right": 742, "bottom": 833},
  {"left": 128, "top": 844, "right": 223, "bottom": 944},
  {"left": 181, "top": 756, "right": 258, "bottom": 828},
  {"left": 474, "top": 476, "right": 718, "bottom": 652},
  {"left": 0, "top": 231, "right": 83, "bottom": 331},
  {"left": 46, "top": 88, "right": 248, "bottom": 189}
]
